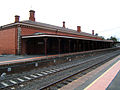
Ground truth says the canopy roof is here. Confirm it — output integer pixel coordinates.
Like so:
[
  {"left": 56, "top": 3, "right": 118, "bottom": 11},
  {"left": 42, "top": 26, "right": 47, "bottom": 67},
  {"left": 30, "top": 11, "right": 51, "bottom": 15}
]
[{"left": 22, "top": 34, "right": 113, "bottom": 42}]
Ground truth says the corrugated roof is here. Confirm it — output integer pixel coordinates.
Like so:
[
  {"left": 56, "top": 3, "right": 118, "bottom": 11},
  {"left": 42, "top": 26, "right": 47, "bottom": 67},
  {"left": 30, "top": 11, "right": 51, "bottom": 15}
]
[
  {"left": 0, "top": 20, "right": 113, "bottom": 42},
  {"left": 0, "top": 20, "right": 105, "bottom": 40},
  {"left": 22, "top": 34, "right": 113, "bottom": 42},
  {"left": 20, "top": 20, "right": 100, "bottom": 38}
]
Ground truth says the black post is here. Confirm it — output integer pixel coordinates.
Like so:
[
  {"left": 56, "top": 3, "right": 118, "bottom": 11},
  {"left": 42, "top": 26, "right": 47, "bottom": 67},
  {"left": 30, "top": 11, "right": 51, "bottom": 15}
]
[
  {"left": 44, "top": 38, "right": 48, "bottom": 56},
  {"left": 58, "top": 39, "right": 61, "bottom": 54},
  {"left": 69, "top": 40, "right": 71, "bottom": 53}
]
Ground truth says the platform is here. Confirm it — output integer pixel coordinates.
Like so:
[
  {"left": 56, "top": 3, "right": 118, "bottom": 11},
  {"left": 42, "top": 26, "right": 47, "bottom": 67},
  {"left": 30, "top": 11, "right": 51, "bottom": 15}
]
[
  {"left": 0, "top": 54, "right": 61, "bottom": 65},
  {"left": 0, "top": 48, "right": 118, "bottom": 65},
  {"left": 60, "top": 55, "right": 120, "bottom": 90},
  {"left": 0, "top": 55, "right": 45, "bottom": 65}
]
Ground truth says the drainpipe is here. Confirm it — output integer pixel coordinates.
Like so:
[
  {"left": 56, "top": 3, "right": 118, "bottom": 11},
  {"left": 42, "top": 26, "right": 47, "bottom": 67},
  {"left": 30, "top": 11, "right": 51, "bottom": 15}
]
[{"left": 17, "top": 25, "right": 21, "bottom": 55}]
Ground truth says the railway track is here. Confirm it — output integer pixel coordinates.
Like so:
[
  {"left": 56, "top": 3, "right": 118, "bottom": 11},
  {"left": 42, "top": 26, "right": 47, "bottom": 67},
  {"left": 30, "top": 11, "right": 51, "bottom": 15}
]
[
  {"left": 39, "top": 50, "right": 120, "bottom": 90},
  {"left": 0, "top": 49, "right": 120, "bottom": 90}
]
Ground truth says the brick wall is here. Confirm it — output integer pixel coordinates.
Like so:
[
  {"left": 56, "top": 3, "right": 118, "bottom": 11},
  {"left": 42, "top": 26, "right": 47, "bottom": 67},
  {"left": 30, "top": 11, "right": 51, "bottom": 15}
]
[
  {"left": 0, "top": 26, "right": 102, "bottom": 55},
  {"left": 21, "top": 27, "right": 56, "bottom": 36},
  {"left": 0, "top": 28, "right": 17, "bottom": 54}
]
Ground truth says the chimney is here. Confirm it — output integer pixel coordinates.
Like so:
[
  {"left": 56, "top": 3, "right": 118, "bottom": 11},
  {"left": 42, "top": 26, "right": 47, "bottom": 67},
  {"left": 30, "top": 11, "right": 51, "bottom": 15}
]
[
  {"left": 15, "top": 15, "right": 20, "bottom": 23},
  {"left": 77, "top": 26, "right": 81, "bottom": 32},
  {"left": 29, "top": 10, "right": 35, "bottom": 21},
  {"left": 92, "top": 30, "right": 94, "bottom": 35},
  {"left": 63, "top": 21, "right": 65, "bottom": 28}
]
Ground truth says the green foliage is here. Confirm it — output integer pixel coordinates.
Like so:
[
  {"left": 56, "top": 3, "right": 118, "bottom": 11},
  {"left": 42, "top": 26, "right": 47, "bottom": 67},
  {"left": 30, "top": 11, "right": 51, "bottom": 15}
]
[
  {"left": 107, "top": 36, "right": 118, "bottom": 42},
  {"left": 95, "top": 33, "right": 98, "bottom": 36},
  {"left": 100, "top": 36, "right": 105, "bottom": 40}
]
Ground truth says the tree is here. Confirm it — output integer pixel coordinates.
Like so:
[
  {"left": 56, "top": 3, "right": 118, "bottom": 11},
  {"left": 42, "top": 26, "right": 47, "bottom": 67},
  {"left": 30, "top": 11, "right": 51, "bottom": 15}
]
[
  {"left": 95, "top": 33, "right": 98, "bottom": 36},
  {"left": 107, "top": 36, "right": 118, "bottom": 42},
  {"left": 100, "top": 36, "right": 105, "bottom": 40}
]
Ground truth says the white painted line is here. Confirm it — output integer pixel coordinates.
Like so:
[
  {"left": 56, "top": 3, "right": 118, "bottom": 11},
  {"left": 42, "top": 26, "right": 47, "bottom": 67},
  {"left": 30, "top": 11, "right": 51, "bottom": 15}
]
[
  {"left": 9, "top": 80, "right": 17, "bottom": 84},
  {"left": 30, "top": 75, "right": 38, "bottom": 78},
  {"left": 50, "top": 70, "right": 56, "bottom": 72},
  {"left": 36, "top": 73, "right": 43, "bottom": 76},
  {"left": 66, "top": 66, "right": 69, "bottom": 68},
  {"left": 59, "top": 68, "right": 63, "bottom": 70},
  {"left": 24, "top": 76, "right": 31, "bottom": 80},
  {"left": 63, "top": 67, "right": 66, "bottom": 69},
  {"left": 1, "top": 82, "right": 9, "bottom": 87},
  {"left": 54, "top": 69, "right": 59, "bottom": 71},
  {"left": 56, "top": 69, "right": 61, "bottom": 71},
  {"left": 11, "top": 87, "right": 15, "bottom": 90},
  {"left": 41, "top": 72, "right": 48, "bottom": 75},
  {"left": 45, "top": 71, "right": 52, "bottom": 73},
  {"left": 17, "top": 78, "right": 24, "bottom": 82},
  {"left": 19, "top": 84, "right": 24, "bottom": 87},
  {"left": 63, "top": 67, "right": 67, "bottom": 69}
]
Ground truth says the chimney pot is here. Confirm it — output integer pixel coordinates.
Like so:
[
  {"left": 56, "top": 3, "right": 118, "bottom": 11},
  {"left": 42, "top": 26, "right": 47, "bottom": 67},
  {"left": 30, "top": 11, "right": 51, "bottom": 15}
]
[
  {"left": 63, "top": 21, "right": 65, "bottom": 28},
  {"left": 15, "top": 15, "right": 20, "bottom": 23},
  {"left": 29, "top": 10, "right": 35, "bottom": 21},
  {"left": 92, "top": 30, "right": 94, "bottom": 35},
  {"left": 77, "top": 26, "right": 81, "bottom": 32}
]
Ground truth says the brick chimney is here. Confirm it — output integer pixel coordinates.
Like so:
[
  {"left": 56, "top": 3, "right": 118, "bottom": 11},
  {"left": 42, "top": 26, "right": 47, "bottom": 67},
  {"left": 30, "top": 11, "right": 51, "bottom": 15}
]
[
  {"left": 77, "top": 26, "right": 81, "bottom": 32},
  {"left": 63, "top": 21, "right": 65, "bottom": 28},
  {"left": 92, "top": 30, "right": 94, "bottom": 35},
  {"left": 29, "top": 10, "right": 35, "bottom": 21},
  {"left": 15, "top": 15, "right": 20, "bottom": 23}
]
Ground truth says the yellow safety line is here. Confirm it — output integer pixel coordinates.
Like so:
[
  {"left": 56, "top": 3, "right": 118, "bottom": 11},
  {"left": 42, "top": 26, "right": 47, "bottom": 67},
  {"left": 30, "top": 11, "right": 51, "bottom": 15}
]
[{"left": 84, "top": 60, "right": 120, "bottom": 90}]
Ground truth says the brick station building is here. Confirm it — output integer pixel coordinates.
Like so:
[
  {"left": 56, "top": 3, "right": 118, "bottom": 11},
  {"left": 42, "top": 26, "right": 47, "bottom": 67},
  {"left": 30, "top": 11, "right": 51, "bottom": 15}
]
[{"left": 0, "top": 10, "right": 113, "bottom": 55}]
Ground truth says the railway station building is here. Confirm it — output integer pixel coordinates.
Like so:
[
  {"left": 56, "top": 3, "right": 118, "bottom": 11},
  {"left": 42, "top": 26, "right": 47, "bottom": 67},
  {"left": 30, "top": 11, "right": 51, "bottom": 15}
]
[{"left": 0, "top": 10, "right": 113, "bottom": 55}]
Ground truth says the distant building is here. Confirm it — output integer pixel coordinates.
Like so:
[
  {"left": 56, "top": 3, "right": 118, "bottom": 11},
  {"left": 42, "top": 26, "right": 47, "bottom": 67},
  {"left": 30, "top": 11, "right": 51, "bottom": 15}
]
[{"left": 0, "top": 10, "right": 113, "bottom": 55}]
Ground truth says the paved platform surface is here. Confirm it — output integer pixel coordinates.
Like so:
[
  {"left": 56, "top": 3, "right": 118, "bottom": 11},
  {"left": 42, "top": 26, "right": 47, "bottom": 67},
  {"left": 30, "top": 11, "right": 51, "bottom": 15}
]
[
  {"left": 0, "top": 50, "right": 99, "bottom": 65},
  {"left": 0, "top": 48, "right": 116, "bottom": 65},
  {"left": 60, "top": 55, "right": 120, "bottom": 90},
  {"left": 0, "top": 52, "right": 84, "bottom": 65},
  {"left": 0, "top": 55, "right": 57, "bottom": 65},
  {"left": 106, "top": 71, "right": 120, "bottom": 90}
]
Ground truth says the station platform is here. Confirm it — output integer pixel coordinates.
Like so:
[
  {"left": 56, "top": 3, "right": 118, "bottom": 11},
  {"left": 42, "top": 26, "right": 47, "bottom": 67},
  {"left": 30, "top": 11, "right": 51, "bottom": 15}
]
[
  {"left": 0, "top": 49, "right": 102, "bottom": 66},
  {"left": 0, "top": 55, "right": 44, "bottom": 65},
  {"left": 0, "top": 54, "right": 59, "bottom": 65},
  {"left": 60, "top": 55, "right": 120, "bottom": 90},
  {"left": 0, "top": 48, "right": 118, "bottom": 65}
]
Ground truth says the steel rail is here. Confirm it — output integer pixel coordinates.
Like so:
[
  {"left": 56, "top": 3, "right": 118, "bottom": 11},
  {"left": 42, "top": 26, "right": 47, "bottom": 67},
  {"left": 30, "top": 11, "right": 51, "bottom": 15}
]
[
  {"left": 0, "top": 50, "right": 120, "bottom": 89},
  {"left": 39, "top": 50, "right": 120, "bottom": 90}
]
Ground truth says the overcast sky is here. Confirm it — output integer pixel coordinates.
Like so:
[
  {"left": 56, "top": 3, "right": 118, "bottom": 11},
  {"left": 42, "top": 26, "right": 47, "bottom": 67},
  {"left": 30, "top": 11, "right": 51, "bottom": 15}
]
[{"left": 0, "top": 0, "right": 120, "bottom": 40}]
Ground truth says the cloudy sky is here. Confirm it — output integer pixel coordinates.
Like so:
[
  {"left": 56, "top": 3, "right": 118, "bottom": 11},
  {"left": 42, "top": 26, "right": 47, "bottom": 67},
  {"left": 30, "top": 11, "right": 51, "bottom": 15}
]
[{"left": 0, "top": 0, "right": 120, "bottom": 40}]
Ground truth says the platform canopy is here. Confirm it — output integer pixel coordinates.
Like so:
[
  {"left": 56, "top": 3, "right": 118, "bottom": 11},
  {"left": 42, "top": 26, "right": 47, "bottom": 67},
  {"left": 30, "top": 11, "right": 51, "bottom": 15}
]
[{"left": 22, "top": 34, "right": 113, "bottom": 42}]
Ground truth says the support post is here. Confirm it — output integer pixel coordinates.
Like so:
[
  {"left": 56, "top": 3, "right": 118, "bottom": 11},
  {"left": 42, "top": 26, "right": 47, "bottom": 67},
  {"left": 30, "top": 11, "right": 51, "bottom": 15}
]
[
  {"left": 21, "top": 39, "right": 27, "bottom": 55},
  {"left": 79, "top": 40, "right": 81, "bottom": 52},
  {"left": 96, "top": 42, "right": 99, "bottom": 49},
  {"left": 44, "top": 38, "right": 48, "bottom": 56},
  {"left": 58, "top": 39, "right": 61, "bottom": 54},
  {"left": 103, "top": 42, "right": 105, "bottom": 49},
  {"left": 98, "top": 42, "right": 100, "bottom": 49},
  {"left": 105, "top": 42, "right": 107, "bottom": 48},
  {"left": 82, "top": 40, "right": 85, "bottom": 51},
  {"left": 77, "top": 40, "right": 79, "bottom": 52},
  {"left": 87, "top": 41, "right": 90, "bottom": 50},
  {"left": 91, "top": 41, "right": 93, "bottom": 50},
  {"left": 74, "top": 43, "right": 76, "bottom": 52},
  {"left": 104, "top": 42, "right": 105, "bottom": 48},
  {"left": 97, "top": 42, "right": 99, "bottom": 49},
  {"left": 95, "top": 42, "right": 97, "bottom": 49},
  {"left": 69, "top": 40, "right": 71, "bottom": 53}
]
